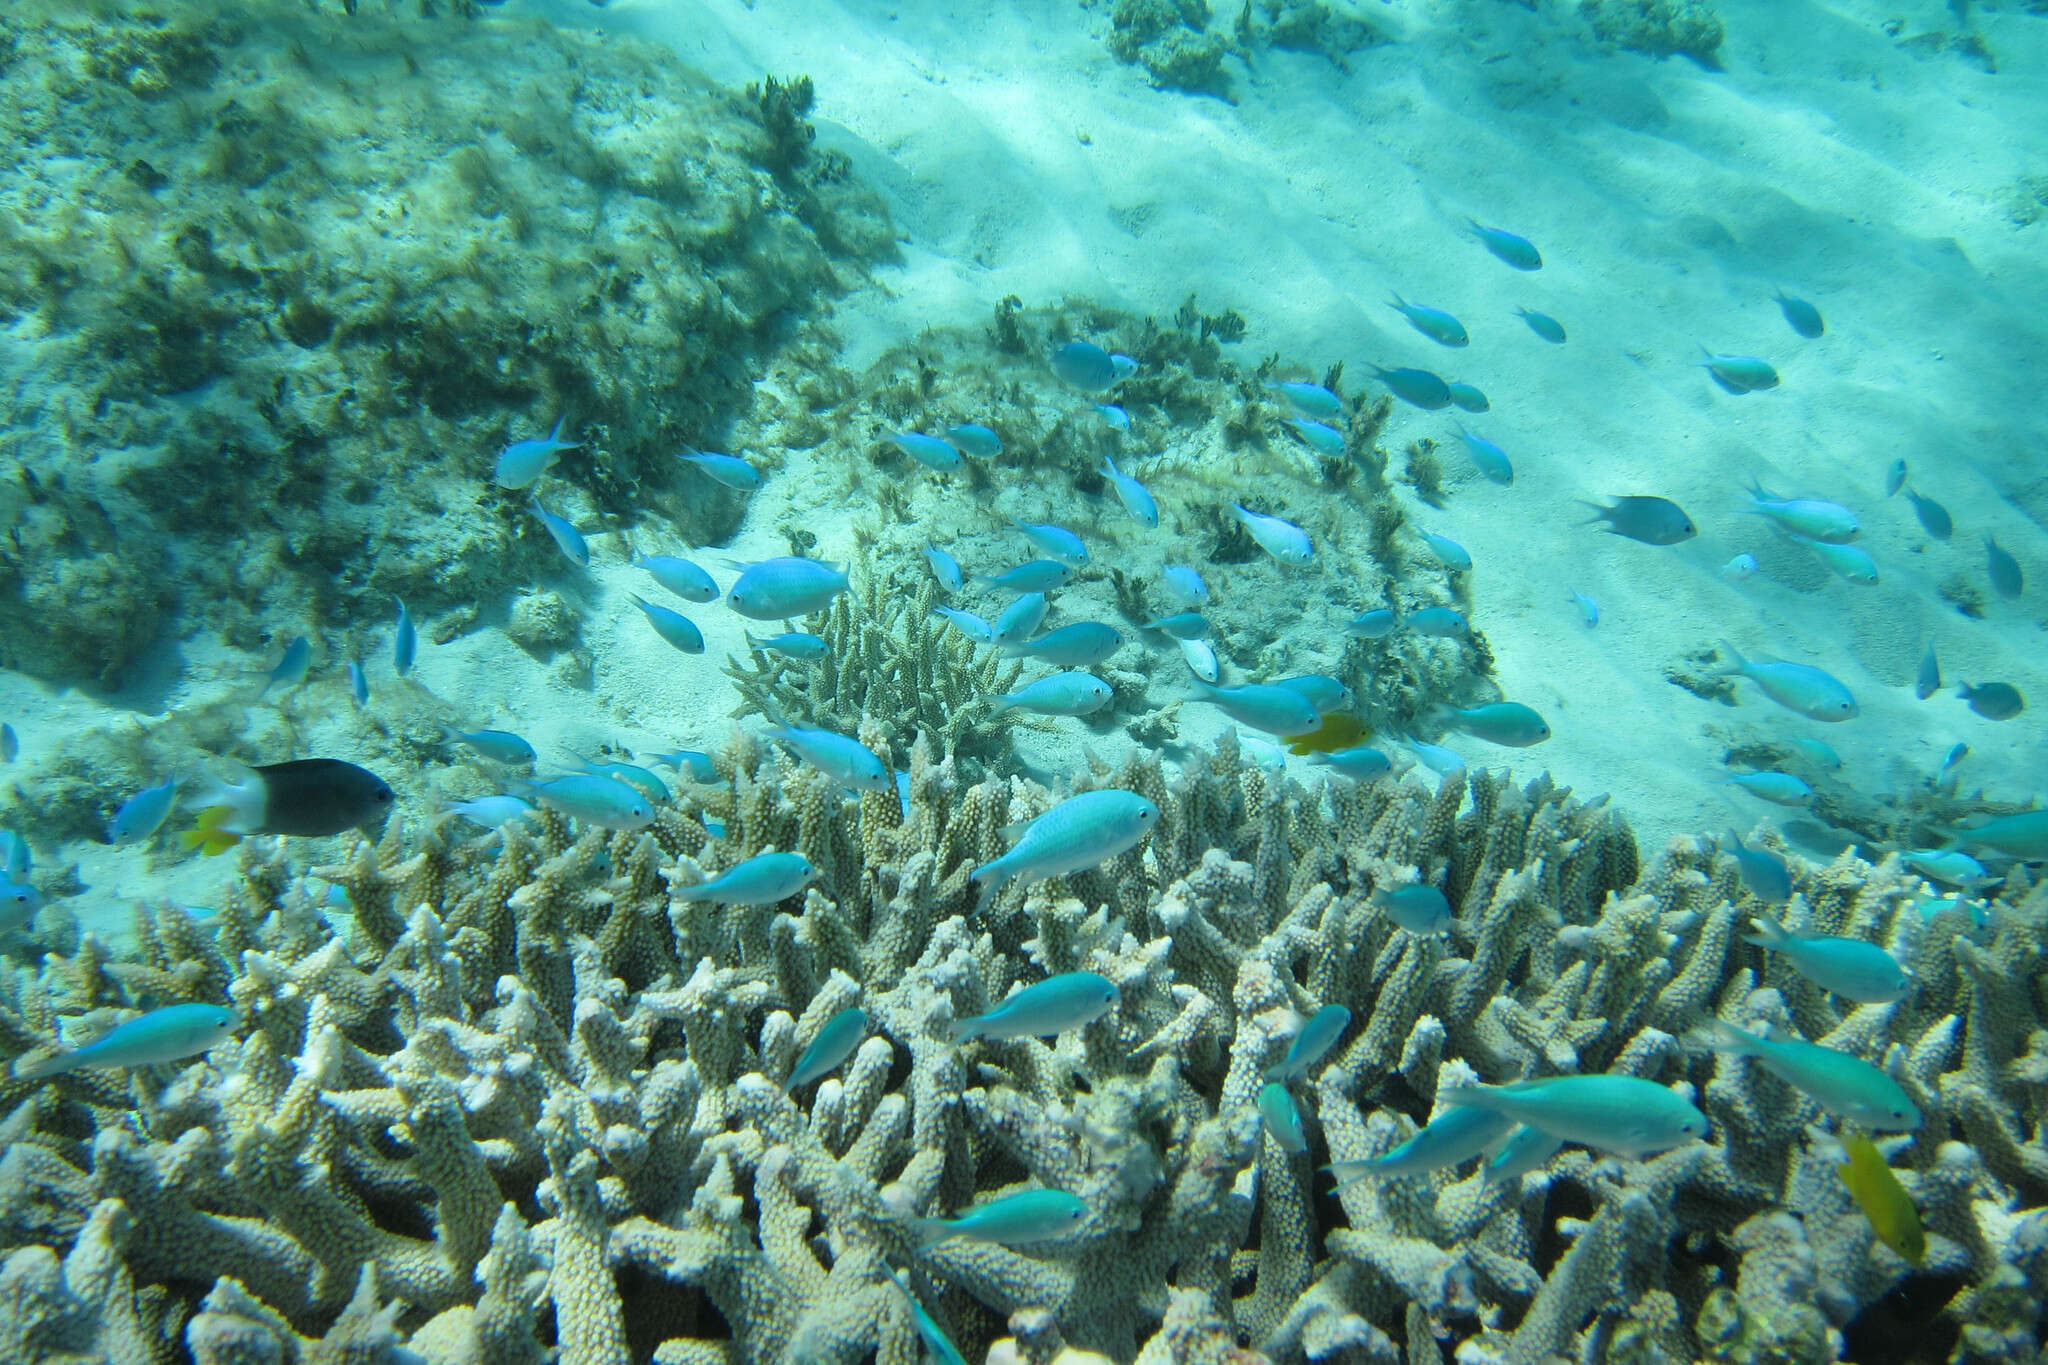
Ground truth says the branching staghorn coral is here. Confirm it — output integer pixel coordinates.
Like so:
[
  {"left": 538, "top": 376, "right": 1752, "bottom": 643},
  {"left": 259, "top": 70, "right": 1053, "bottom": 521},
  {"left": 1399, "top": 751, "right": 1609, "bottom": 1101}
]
[{"left": 0, "top": 737, "right": 2040, "bottom": 1364}]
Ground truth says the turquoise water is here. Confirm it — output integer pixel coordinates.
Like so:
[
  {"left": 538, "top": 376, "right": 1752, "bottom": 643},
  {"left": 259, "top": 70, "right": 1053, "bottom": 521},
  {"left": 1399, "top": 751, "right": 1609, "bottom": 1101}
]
[{"left": 1, "top": 1, "right": 2045, "bottom": 1361}]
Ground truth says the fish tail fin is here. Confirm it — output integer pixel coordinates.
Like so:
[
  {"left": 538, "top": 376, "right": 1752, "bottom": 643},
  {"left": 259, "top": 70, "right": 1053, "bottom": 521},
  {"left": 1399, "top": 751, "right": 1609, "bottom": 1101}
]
[
  {"left": 1707, "top": 1019, "right": 1763, "bottom": 1055},
  {"left": 1740, "top": 915, "right": 1790, "bottom": 949},
  {"left": 987, "top": 696, "right": 1016, "bottom": 715},
  {"left": 179, "top": 804, "right": 248, "bottom": 856},
  {"left": 1100, "top": 454, "right": 1119, "bottom": 478},
  {"left": 11, "top": 1050, "right": 69, "bottom": 1082},
  {"left": 1324, "top": 1159, "right": 1373, "bottom": 1188},
  {"left": 910, "top": 1217, "right": 950, "bottom": 1250},
  {"left": 1437, "top": 1083, "right": 1500, "bottom": 1112},
  {"left": 1575, "top": 499, "right": 1611, "bottom": 526},
  {"left": 1712, "top": 641, "right": 1749, "bottom": 677}
]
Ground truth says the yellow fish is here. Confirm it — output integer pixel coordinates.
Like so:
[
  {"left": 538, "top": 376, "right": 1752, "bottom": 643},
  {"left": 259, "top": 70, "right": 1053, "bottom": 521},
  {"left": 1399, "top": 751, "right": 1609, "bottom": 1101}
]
[
  {"left": 177, "top": 806, "right": 243, "bottom": 858},
  {"left": 1837, "top": 1133, "right": 1924, "bottom": 1265},
  {"left": 1286, "top": 713, "right": 1368, "bottom": 755}
]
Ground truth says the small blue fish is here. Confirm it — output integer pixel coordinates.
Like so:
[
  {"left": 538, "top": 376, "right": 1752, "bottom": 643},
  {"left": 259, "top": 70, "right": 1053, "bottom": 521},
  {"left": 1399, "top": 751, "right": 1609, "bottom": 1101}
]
[
  {"left": 531, "top": 498, "right": 589, "bottom": 568},
  {"left": 1286, "top": 417, "right": 1345, "bottom": 458},
  {"left": 1012, "top": 521, "right": 1089, "bottom": 568},
  {"left": 1051, "top": 340, "right": 1119, "bottom": 390},
  {"left": 1274, "top": 674, "right": 1351, "bottom": 714},
  {"left": 1310, "top": 746, "right": 1394, "bottom": 781},
  {"left": 1, "top": 830, "right": 29, "bottom": 882},
  {"left": 1701, "top": 350, "right": 1780, "bottom": 395},
  {"left": 764, "top": 725, "right": 893, "bottom": 792},
  {"left": 1328, "top": 1106, "right": 1515, "bottom": 1184},
  {"left": 1745, "top": 482, "right": 1858, "bottom": 542},
  {"left": 646, "top": 749, "right": 719, "bottom": 784},
  {"left": 392, "top": 597, "right": 416, "bottom": 677},
  {"left": 1268, "top": 380, "right": 1342, "bottom": 419},
  {"left": 1723, "top": 830, "right": 1791, "bottom": 903},
  {"left": 1440, "top": 702, "right": 1550, "bottom": 747},
  {"left": 1422, "top": 532, "right": 1471, "bottom": 571},
  {"left": 1717, "top": 643, "right": 1857, "bottom": 721},
  {"left": 1794, "top": 535, "right": 1878, "bottom": 586},
  {"left": 990, "top": 672, "right": 1113, "bottom": 717},
  {"left": 443, "top": 795, "right": 535, "bottom": 829},
  {"left": 1442, "top": 1074, "right": 1709, "bottom": 1159},
  {"left": 883, "top": 1268, "right": 969, "bottom": 1365},
  {"left": 1003, "top": 621, "right": 1122, "bottom": 668},
  {"left": 1366, "top": 364, "right": 1452, "bottom": 411},
  {"left": 0, "top": 878, "right": 40, "bottom": 932},
  {"left": 1408, "top": 606, "right": 1467, "bottom": 637},
  {"left": 1722, "top": 553, "right": 1759, "bottom": 581},
  {"left": 1095, "top": 404, "right": 1130, "bottom": 432},
  {"left": 1455, "top": 427, "right": 1513, "bottom": 485},
  {"left": 1162, "top": 565, "right": 1208, "bottom": 606},
  {"left": 914, "top": 1188, "right": 1089, "bottom": 1247},
  {"left": 1266, "top": 1004, "right": 1351, "bottom": 1083},
  {"left": 1724, "top": 771, "right": 1813, "bottom": 806},
  {"left": 1709, "top": 1021, "right": 1919, "bottom": 1130},
  {"left": 984, "top": 560, "right": 1073, "bottom": 593},
  {"left": 677, "top": 447, "right": 761, "bottom": 490},
  {"left": 1774, "top": 289, "right": 1824, "bottom": 339},
  {"left": 1483, "top": 1125, "right": 1566, "bottom": 1184},
  {"left": 1193, "top": 681, "right": 1322, "bottom": 737},
  {"left": 885, "top": 432, "right": 962, "bottom": 472},
  {"left": 943, "top": 423, "right": 1002, "bottom": 458},
  {"left": 14, "top": 1002, "right": 238, "bottom": 1080},
  {"left": 673, "top": 850, "right": 818, "bottom": 905},
  {"left": 1583, "top": 496, "right": 1697, "bottom": 546},
  {"left": 345, "top": 660, "right": 369, "bottom": 707},
  {"left": 1101, "top": 455, "right": 1158, "bottom": 528},
  {"left": 259, "top": 637, "right": 312, "bottom": 698},
  {"left": 1231, "top": 504, "right": 1313, "bottom": 565},
  {"left": 1885, "top": 458, "right": 1908, "bottom": 498},
  {"left": 1347, "top": 608, "right": 1397, "bottom": 639},
  {"left": 727, "top": 558, "right": 849, "bottom": 619},
  {"left": 1375, "top": 883, "right": 1453, "bottom": 934},
  {"left": 578, "top": 759, "right": 670, "bottom": 804},
  {"left": 443, "top": 727, "right": 538, "bottom": 764},
  {"left": 971, "top": 791, "right": 1159, "bottom": 899},
  {"left": 108, "top": 779, "right": 179, "bottom": 847},
  {"left": 1142, "top": 611, "right": 1210, "bottom": 640},
  {"left": 1179, "top": 638, "right": 1220, "bottom": 682},
  {"left": 933, "top": 606, "right": 996, "bottom": 645},
  {"left": 495, "top": 415, "right": 576, "bottom": 489},
  {"left": 1905, "top": 489, "right": 1952, "bottom": 541},
  {"left": 1469, "top": 221, "right": 1542, "bottom": 270},
  {"left": 923, "top": 545, "right": 964, "bottom": 592},
  {"left": 1389, "top": 294, "right": 1468, "bottom": 347},
  {"left": 948, "top": 972, "right": 1120, "bottom": 1043},
  {"left": 636, "top": 554, "right": 719, "bottom": 603},
  {"left": 786, "top": 1006, "right": 867, "bottom": 1090},
  {"left": 517, "top": 774, "right": 655, "bottom": 829},
  {"left": 1958, "top": 681, "right": 2024, "bottom": 721},
  {"left": 1901, "top": 848, "right": 1985, "bottom": 887},
  {"left": 1743, "top": 917, "right": 1908, "bottom": 1003},
  {"left": 630, "top": 594, "right": 705, "bottom": 654},
  {"left": 1516, "top": 308, "right": 1566, "bottom": 343},
  {"left": 1985, "top": 535, "right": 2024, "bottom": 599},
  {"left": 1788, "top": 737, "right": 1841, "bottom": 770},
  {"left": 1570, "top": 590, "right": 1598, "bottom": 627},
  {"left": 1446, "top": 381, "right": 1489, "bottom": 412},
  {"left": 748, "top": 631, "right": 830, "bottom": 662},
  {"left": 1257, "top": 1082, "right": 1309, "bottom": 1154},
  {"left": 992, "top": 593, "right": 1049, "bottom": 648},
  {"left": 1409, "top": 740, "right": 1466, "bottom": 776}
]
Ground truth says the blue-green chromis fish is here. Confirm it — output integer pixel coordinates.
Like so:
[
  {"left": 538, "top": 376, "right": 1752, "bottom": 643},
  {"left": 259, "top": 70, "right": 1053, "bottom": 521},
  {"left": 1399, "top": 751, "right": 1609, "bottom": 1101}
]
[
  {"left": 947, "top": 971, "right": 1119, "bottom": 1042},
  {"left": 1702, "top": 350, "right": 1780, "bottom": 394},
  {"left": 1774, "top": 289, "right": 1824, "bottom": 338},
  {"left": 1001, "top": 621, "right": 1122, "bottom": 668},
  {"left": 1266, "top": 1004, "right": 1351, "bottom": 1083},
  {"left": 1724, "top": 772, "right": 1813, "bottom": 807},
  {"left": 1286, "top": 417, "right": 1345, "bottom": 458},
  {"left": 636, "top": 554, "right": 720, "bottom": 603},
  {"left": 1193, "top": 681, "right": 1322, "bottom": 737},
  {"left": 1143, "top": 611, "right": 1211, "bottom": 640},
  {"left": 764, "top": 725, "right": 893, "bottom": 793},
  {"left": 971, "top": 791, "right": 1159, "bottom": 898},
  {"left": 1723, "top": 831, "right": 1791, "bottom": 903},
  {"left": 1837, "top": 1133, "right": 1924, "bottom": 1265},
  {"left": 1422, "top": 532, "right": 1471, "bottom": 571},
  {"left": 346, "top": 661, "right": 368, "bottom": 706},
  {"left": 1446, "top": 381, "right": 1489, "bottom": 412},
  {"left": 992, "top": 593, "right": 1050, "bottom": 647},
  {"left": 1441, "top": 1074, "right": 1708, "bottom": 1159},
  {"left": 1311, "top": 746, "right": 1394, "bottom": 781},
  {"left": 1742, "top": 917, "right": 1907, "bottom": 1002},
  {"left": 1328, "top": 1105, "right": 1514, "bottom": 1184},
  {"left": 883, "top": 1268, "right": 968, "bottom": 1365},
  {"left": 786, "top": 1006, "right": 866, "bottom": 1090},
  {"left": 1744, "top": 482, "right": 1857, "bottom": 542},
  {"left": 1795, "top": 536, "right": 1877, "bottom": 586},
  {"left": 629, "top": 595, "right": 704, "bottom": 654},
  {"left": 531, "top": 498, "right": 589, "bottom": 567},
  {"left": 990, "top": 672, "right": 1113, "bottom": 717},
  {"left": 647, "top": 750, "right": 718, "bottom": 784},
  {"left": 1716, "top": 643, "right": 1858, "bottom": 721},
  {"left": 494, "top": 414, "right": 575, "bottom": 489},
  {"left": 1957, "top": 681, "right": 2024, "bottom": 721},
  {"left": 1257, "top": 1082, "right": 1309, "bottom": 1154},
  {"left": 1275, "top": 674, "right": 1351, "bottom": 715},
  {"left": 747, "top": 631, "right": 829, "bottom": 661},
  {"left": 1469, "top": 220, "right": 1541, "bottom": 270},
  {"left": 943, "top": 423, "right": 1002, "bottom": 458},
  {"left": 1906, "top": 489, "right": 1952, "bottom": 540},
  {"left": 393, "top": 598, "right": 416, "bottom": 676},
  {"left": 885, "top": 432, "right": 961, "bottom": 472},
  {"left": 107, "top": 779, "right": 179, "bottom": 847},
  {"left": 442, "top": 728, "right": 537, "bottom": 764},
  {"left": 1583, "top": 495, "right": 1696, "bottom": 546},
  {"left": 1482, "top": 1124, "right": 1565, "bottom": 1185},
  {"left": 923, "top": 545, "right": 964, "bottom": 592},
  {"left": 1516, "top": 308, "right": 1565, "bottom": 343},
  {"left": 577, "top": 760, "right": 670, "bottom": 803},
  {"left": 15, "top": 1002, "right": 237, "bottom": 1080},
  {"left": 1439, "top": 702, "right": 1550, "bottom": 747},
  {"left": 515, "top": 774, "right": 653, "bottom": 830},
  {"left": 677, "top": 447, "right": 761, "bottom": 490},
  {"left": 258, "top": 636, "right": 311, "bottom": 698},
  {"left": 1051, "top": 340, "right": 1117, "bottom": 391},
  {"left": 1267, "top": 380, "right": 1341, "bottom": 419},
  {"left": 1348, "top": 608, "right": 1398, "bottom": 638},
  {"left": 1946, "top": 809, "right": 2048, "bottom": 859},
  {"left": 673, "top": 851, "right": 818, "bottom": 906},
  {"left": 1455, "top": 426, "right": 1513, "bottom": 484},
  {"left": 1709, "top": 1021, "right": 1920, "bottom": 1130},
  {"left": 1917, "top": 643, "right": 1942, "bottom": 701},
  {"left": 1388, "top": 294, "right": 1468, "bottom": 347},
  {"left": 1375, "top": 884, "right": 1453, "bottom": 934},
  {"left": 727, "top": 558, "right": 849, "bottom": 620},
  {"left": 1366, "top": 364, "right": 1452, "bottom": 411},
  {"left": 913, "top": 1187, "right": 1088, "bottom": 1248},
  {"left": 984, "top": 560, "right": 1073, "bottom": 593},
  {"left": 1230, "top": 505, "right": 1314, "bottom": 564},
  {"left": 1100, "top": 455, "right": 1158, "bottom": 527},
  {"left": 443, "top": 795, "right": 535, "bottom": 829},
  {"left": 1984, "top": 535, "right": 2024, "bottom": 599},
  {"left": 1011, "top": 520, "right": 1089, "bottom": 568}
]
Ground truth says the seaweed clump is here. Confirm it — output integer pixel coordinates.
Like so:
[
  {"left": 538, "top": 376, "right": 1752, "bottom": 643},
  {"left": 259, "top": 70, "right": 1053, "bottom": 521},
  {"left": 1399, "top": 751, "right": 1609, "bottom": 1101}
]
[
  {"left": 1108, "top": 0, "right": 1234, "bottom": 97},
  {"left": 1580, "top": 0, "right": 1726, "bottom": 68}
]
